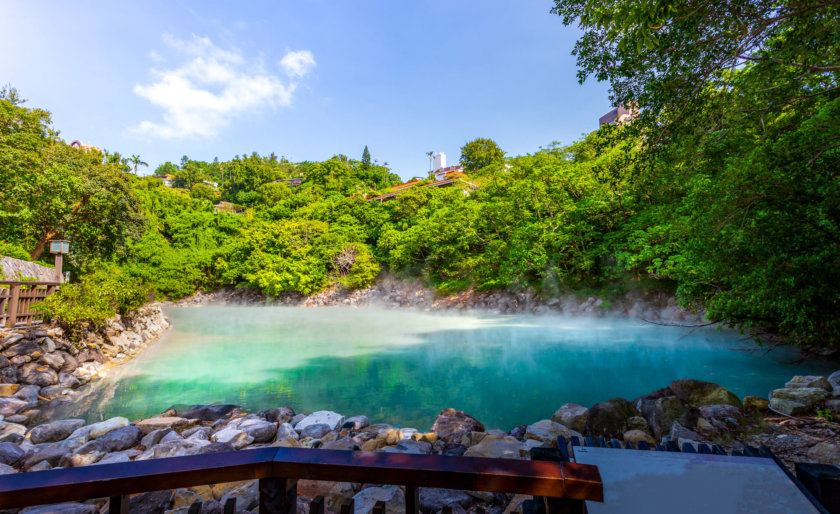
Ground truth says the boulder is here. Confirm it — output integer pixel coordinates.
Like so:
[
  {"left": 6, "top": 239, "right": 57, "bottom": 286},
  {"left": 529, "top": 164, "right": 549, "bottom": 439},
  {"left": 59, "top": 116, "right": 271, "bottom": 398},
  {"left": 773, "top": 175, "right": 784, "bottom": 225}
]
[
  {"left": 806, "top": 442, "right": 840, "bottom": 465},
  {"left": 670, "top": 379, "right": 742, "bottom": 408},
  {"left": 135, "top": 416, "right": 197, "bottom": 435},
  {"left": 668, "top": 422, "right": 702, "bottom": 444},
  {"left": 382, "top": 439, "right": 432, "bottom": 455},
  {"left": 463, "top": 435, "right": 524, "bottom": 459},
  {"left": 0, "top": 442, "right": 25, "bottom": 466},
  {"left": 0, "top": 365, "right": 18, "bottom": 383},
  {"left": 322, "top": 437, "right": 362, "bottom": 451},
  {"left": 139, "top": 439, "right": 212, "bottom": 460},
  {"left": 261, "top": 407, "right": 296, "bottom": 424},
  {"left": 39, "top": 352, "right": 64, "bottom": 370},
  {"left": 0, "top": 383, "right": 19, "bottom": 396},
  {"left": 769, "top": 398, "right": 808, "bottom": 416},
  {"left": 430, "top": 408, "right": 484, "bottom": 444},
  {"left": 300, "top": 423, "right": 332, "bottom": 440},
  {"left": 0, "top": 397, "right": 29, "bottom": 416},
  {"left": 633, "top": 393, "right": 699, "bottom": 440},
  {"left": 84, "top": 425, "right": 143, "bottom": 452},
  {"left": 770, "top": 388, "right": 828, "bottom": 410},
  {"left": 229, "top": 416, "right": 276, "bottom": 443},
  {"left": 276, "top": 423, "right": 298, "bottom": 441},
  {"left": 19, "top": 362, "right": 58, "bottom": 387},
  {"left": 28, "top": 419, "right": 86, "bottom": 444},
  {"left": 88, "top": 417, "right": 130, "bottom": 439},
  {"left": 551, "top": 404, "right": 589, "bottom": 433},
  {"left": 585, "top": 398, "right": 642, "bottom": 439},
  {"left": 623, "top": 430, "right": 656, "bottom": 445},
  {"left": 524, "top": 420, "right": 581, "bottom": 448},
  {"left": 60, "top": 451, "right": 105, "bottom": 467},
  {"left": 220, "top": 480, "right": 258, "bottom": 511},
  {"left": 141, "top": 428, "right": 173, "bottom": 449},
  {"left": 179, "top": 404, "right": 239, "bottom": 422},
  {"left": 59, "top": 352, "right": 79, "bottom": 374},
  {"left": 697, "top": 404, "right": 748, "bottom": 434},
  {"left": 39, "top": 385, "right": 72, "bottom": 399},
  {"left": 786, "top": 376, "right": 832, "bottom": 391},
  {"left": 326, "top": 483, "right": 358, "bottom": 513},
  {"left": 419, "top": 488, "right": 473, "bottom": 513},
  {"left": 353, "top": 485, "right": 405, "bottom": 514},
  {"left": 343, "top": 415, "right": 370, "bottom": 431},
  {"left": 743, "top": 396, "right": 770, "bottom": 414},
  {"left": 828, "top": 370, "right": 840, "bottom": 396},
  {"left": 0, "top": 421, "right": 27, "bottom": 440},
  {"left": 295, "top": 411, "right": 345, "bottom": 433},
  {"left": 129, "top": 490, "right": 173, "bottom": 514},
  {"left": 22, "top": 444, "right": 70, "bottom": 470},
  {"left": 0, "top": 462, "right": 17, "bottom": 475},
  {"left": 1, "top": 334, "right": 24, "bottom": 349},
  {"left": 211, "top": 427, "right": 253, "bottom": 450},
  {"left": 20, "top": 503, "right": 96, "bottom": 514},
  {"left": 4, "top": 341, "right": 42, "bottom": 358}
]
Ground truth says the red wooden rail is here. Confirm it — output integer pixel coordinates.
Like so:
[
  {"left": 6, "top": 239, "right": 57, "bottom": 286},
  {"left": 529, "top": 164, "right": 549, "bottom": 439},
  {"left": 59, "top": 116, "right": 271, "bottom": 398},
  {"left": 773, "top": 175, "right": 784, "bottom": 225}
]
[
  {"left": 0, "top": 281, "right": 59, "bottom": 328},
  {"left": 0, "top": 446, "right": 603, "bottom": 513}
]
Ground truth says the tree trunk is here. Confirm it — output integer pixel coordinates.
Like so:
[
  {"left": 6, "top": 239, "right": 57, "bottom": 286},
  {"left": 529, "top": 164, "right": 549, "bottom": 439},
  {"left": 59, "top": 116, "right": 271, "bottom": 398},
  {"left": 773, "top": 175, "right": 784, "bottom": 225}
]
[{"left": 30, "top": 229, "right": 58, "bottom": 260}]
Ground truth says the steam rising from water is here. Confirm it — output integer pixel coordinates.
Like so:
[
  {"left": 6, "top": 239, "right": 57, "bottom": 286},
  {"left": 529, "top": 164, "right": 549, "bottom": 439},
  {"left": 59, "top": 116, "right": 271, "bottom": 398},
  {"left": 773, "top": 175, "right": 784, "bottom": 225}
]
[{"left": 60, "top": 306, "right": 835, "bottom": 429}]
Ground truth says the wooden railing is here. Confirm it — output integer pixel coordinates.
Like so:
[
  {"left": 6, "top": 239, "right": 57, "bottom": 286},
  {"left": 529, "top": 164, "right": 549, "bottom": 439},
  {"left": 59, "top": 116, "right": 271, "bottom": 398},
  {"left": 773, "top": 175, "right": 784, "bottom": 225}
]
[
  {"left": 0, "top": 280, "right": 59, "bottom": 328},
  {"left": 0, "top": 446, "right": 603, "bottom": 513}
]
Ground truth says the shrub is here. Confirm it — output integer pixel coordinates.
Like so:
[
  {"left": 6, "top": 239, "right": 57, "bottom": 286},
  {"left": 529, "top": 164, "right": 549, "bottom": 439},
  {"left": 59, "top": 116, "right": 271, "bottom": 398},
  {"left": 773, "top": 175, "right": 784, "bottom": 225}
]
[{"left": 33, "top": 268, "right": 151, "bottom": 339}]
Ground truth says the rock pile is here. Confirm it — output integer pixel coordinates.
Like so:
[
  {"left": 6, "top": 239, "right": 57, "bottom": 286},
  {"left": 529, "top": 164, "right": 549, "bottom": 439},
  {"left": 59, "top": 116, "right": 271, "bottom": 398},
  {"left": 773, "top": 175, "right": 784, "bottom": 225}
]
[
  {"left": 0, "top": 304, "right": 169, "bottom": 425},
  {"left": 1, "top": 372, "right": 838, "bottom": 513}
]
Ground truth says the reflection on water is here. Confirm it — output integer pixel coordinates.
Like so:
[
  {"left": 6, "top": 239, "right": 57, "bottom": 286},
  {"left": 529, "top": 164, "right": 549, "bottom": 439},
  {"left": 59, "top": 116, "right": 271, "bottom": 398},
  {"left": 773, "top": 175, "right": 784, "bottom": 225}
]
[{"left": 60, "top": 306, "right": 836, "bottom": 429}]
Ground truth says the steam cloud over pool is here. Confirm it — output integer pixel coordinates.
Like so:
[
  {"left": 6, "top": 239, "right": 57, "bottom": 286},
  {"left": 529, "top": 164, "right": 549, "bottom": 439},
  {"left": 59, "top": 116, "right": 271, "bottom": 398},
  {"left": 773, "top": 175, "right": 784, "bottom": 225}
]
[{"left": 65, "top": 306, "right": 835, "bottom": 428}]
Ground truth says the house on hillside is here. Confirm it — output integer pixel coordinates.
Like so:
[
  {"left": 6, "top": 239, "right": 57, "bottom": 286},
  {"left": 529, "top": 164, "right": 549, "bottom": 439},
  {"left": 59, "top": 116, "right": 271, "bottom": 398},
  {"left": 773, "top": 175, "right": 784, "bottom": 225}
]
[
  {"left": 214, "top": 201, "right": 244, "bottom": 214},
  {"left": 159, "top": 174, "right": 175, "bottom": 187},
  {"left": 69, "top": 140, "right": 103, "bottom": 153},
  {"left": 369, "top": 152, "right": 475, "bottom": 202},
  {"left": 274, "top": 177, "right": 304, "bottom": 187},
  {"left": 599, "top": 104, "right": 639, "bottom": 126}
]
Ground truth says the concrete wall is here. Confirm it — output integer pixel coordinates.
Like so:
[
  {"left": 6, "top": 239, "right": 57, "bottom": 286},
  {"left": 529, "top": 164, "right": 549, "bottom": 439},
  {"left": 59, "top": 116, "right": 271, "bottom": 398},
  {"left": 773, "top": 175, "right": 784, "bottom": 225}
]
[{"left": 0, "top": 256, "right": 56, "bottom": 282}]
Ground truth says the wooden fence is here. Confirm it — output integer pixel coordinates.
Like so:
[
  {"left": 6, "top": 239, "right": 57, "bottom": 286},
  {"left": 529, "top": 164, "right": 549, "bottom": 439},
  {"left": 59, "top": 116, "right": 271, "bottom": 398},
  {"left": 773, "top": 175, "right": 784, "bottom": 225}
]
[{"left": 0, "top": 281, "right": 60, "bottom": 329}]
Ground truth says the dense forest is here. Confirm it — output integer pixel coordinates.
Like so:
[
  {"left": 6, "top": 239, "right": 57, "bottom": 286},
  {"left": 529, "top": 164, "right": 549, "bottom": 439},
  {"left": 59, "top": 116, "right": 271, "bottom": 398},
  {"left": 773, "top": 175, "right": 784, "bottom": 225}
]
[{"left": 1, "top": 1, "right": 838, "bottom": 347}]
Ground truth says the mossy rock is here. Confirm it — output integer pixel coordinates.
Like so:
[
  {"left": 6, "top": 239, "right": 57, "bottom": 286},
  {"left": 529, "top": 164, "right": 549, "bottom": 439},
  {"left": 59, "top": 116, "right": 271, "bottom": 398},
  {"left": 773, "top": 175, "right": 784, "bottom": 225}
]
[{"left": 670, "top": 379, "right": 743, "bottom": 409}]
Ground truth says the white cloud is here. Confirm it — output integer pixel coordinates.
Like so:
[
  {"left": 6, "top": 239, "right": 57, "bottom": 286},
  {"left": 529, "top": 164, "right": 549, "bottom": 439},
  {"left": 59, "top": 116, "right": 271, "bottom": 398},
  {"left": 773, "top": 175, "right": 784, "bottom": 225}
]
[
  {"left": 132, "top": 35, "right": 311, "bottom": 139},
  {"left": 280, "top": 50, "right": 316, "bottom": 78}
]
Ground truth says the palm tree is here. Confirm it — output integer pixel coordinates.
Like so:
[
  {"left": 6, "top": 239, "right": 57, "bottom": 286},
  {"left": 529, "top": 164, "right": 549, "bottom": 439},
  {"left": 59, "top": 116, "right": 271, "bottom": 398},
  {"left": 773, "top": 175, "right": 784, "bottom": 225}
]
[
  {"left": 426, "top": 151, "right": 434, "bottom": 173},
  {"left": 129, "top": 155, "right": 148, "bottom": 175}
]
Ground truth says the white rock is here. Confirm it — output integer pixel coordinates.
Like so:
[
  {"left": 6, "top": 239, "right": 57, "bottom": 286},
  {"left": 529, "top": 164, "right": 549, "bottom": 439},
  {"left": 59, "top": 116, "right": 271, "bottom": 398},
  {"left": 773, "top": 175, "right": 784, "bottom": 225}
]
[
  {"left": 276, "top": 423, "right": 298, "bottom": 441},
  {"left": 211, "top": 427, "right": 254, "bottom": 450},
  {"left": 88, "top": 417, "right": 129, "bottom": 439},
  {"left": 295, "top": 411, "right": 345, "bottom": 433}
]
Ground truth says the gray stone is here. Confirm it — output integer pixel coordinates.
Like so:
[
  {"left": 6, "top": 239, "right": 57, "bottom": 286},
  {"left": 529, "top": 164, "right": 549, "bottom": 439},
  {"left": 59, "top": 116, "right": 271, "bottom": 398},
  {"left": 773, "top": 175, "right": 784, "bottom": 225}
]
[
  {"left": 295, "top": 411, "right": 345, "bottom": 433},
  {"left": 129, "top": 490, "right": 173, "bottom": 514},
  {"left": 771, "top": 387, "right": 829, "bottom": 410},
  {"left": 141, "top": 439, "right": 211, "bottom": 459},
  {"left": 353, "top": 485, "right": 405, "bottom": 514},
  {"left": 96, "top": 449, "right": 140, "bottom": 465},
  {"left": 0, "top": 365, "right": 18, "bottom": 383},
  {"left": 40, "top": 352, "right": 64, "bottom": 370},
  {"left": 87, "top": 417, "right": 129, "bottom": 439},
  {"left": 299, "top": 423, "right": 331, "bottom": 440},
  {"left": 23, "top": 444, "right": 70, "bottom": 469},
  {"left": 140, "top": 427, "right": 173, "bottom": 449},
  {"left": 229, "top": 416, "right": 276, "bottom": 443},
  {"left": 382, "top": 439, "right": 432, "bottom": 454},
  {"left": 59, "top": 353, "right": 79, "bottom": 374},
  {"left": 633, "top": 391, "right": 699, "bottom": 440},
  {"left": 210, "top": 427, "right": 253, "bottom": 450},
  {"left": 806, "top": 442, "right": 840, "bottom": 465},
  {"left": 135, "top": 416, "right": 196, "bottom": 434},
  {"left": 220, "top": 480, "right": 258, "bottom": 511},
  {"left": 1, "top": 334, "right": 24, "bottom": 349},
  {"left": 0, "top": 397, "right": 29, "bottom": 416},
  {"left": 19, "top": 362, "right": 57, "bottom": 386},
  {"left": 463, "top": 435, "right": 524, "bottom": 459},
  {"left": 290, "top": 414, "right": 306, "bottom": 427},
  {"left": 185, "top": 427, "right": 212, "bottom": 441},
  {"left": 20, "top": 503, "right": 96, "bottom": 513},
  {"left": 828, "top": 370, "right": 840, "bottom": 396},
  {"left": 4, "top": 340, "right": 41, "bottom": 358},
  {"left": 159, "top": 430, "right": 184, "bottom": 444},
  {"left": 321, "top": 437, "right": 361, "bottom": 451},
  {"left": 697, "top": 404, "right": 747, "bottom": 433},
  {"left": 0, "top": 462, "right": 17, "bottom": 475},
  {"left": 58, "top": 373, "right": 81, "bottom": 388},
  {"left": 769, "top": 397, "right": 809, "bottom": 416},
  {"left": 179, "top": 404, "right": 238, "bottom": 422},
  {"left": 524, "top": 420, "right": 581, "bottom": 448},
  {"left": 585, "top": 398, "right": 642, "bottom": 439},
  {"left": 39, "top": 385, "right": 72, "bottom": 399},
  {"left": 41, "top": 337, "right": 56, "bottom": 352},
  {"left": 92, "top": 425, "right": 143, "bottom": 452},
  {"left": 28, "top": 419, "right": 85, "bottom": 444},
  {"left": 786, "top": 376, "right": 832, "bottom": 391},
  {"left": 0, "top": 421, "right": 28, "bottom": 439},
  {"left": 550, "top": 404, "right": 588, "bottom": 433},
  {"left": 670, "top": 379, "right": 742, "bottom": 408},
  {"left": 261, "top": 407, "right": 295, "bottom": 424},
  {"left": 668, "top": 422, "right": 702, "bottom": 443},
  {"left": 342, "top": 415, "right": 370, "bottom": 431},
  {"left": 0, "top": 441, "right": 25, "bottom": 466},
  {"left": 419, "top": 488, "right": 472, "bottom": 513},
  {"left": 431, "top": 408, "right": 484, "bottom": 444},
  {"left": 60, "top": 451, "right": 105, "bottom": 467},
  {"left": 276, "top": 423, "right": 298, "bottom": 441},
  {"left": 27, "top": 460, "right": 52, "bottom": 472}
]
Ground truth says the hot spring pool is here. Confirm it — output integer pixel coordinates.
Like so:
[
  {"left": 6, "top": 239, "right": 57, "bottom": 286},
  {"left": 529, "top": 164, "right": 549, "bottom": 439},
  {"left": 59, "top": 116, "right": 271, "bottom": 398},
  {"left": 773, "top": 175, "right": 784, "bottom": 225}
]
[{"left": 62, "top": 305, "right": 836, "bottom": 429}]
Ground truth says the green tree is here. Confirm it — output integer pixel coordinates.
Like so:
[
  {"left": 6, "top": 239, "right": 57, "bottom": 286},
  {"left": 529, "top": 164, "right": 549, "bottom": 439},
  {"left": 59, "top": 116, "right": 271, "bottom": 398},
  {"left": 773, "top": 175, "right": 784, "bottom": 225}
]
[
  {"left": 190, "top": 182, "right": 217, "bottom": 202},
  {"left": 155, "top": 161, "right": 178, "bottom": 177},
  {"left": 362, "top": 146, "right": 371, "bottom": 166},
  {"left": 129, "top": 155, "right": 148, "bottom": 175},
  {"left": 459, "top": 138, "right": 505, "bottom": 173}
]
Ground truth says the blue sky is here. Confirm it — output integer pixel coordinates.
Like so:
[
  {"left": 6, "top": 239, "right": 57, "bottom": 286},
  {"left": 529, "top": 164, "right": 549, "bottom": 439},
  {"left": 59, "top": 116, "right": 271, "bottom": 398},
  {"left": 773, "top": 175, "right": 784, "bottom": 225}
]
[{"left": 1, "top": 1, "right": 610, "bottom": 180}]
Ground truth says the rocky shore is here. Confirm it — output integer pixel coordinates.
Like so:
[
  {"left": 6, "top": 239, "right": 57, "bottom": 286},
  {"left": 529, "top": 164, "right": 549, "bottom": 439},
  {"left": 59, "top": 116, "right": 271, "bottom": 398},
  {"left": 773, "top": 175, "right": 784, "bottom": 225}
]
[
  {"left": 177, "top": 277, "right": 703, "bottom": 324},
  {"left": 0, "top": 371, "right": 838, "bottom": 514},
  {"left": 0, "top": 305, "right": 169, "bottom": 426}
]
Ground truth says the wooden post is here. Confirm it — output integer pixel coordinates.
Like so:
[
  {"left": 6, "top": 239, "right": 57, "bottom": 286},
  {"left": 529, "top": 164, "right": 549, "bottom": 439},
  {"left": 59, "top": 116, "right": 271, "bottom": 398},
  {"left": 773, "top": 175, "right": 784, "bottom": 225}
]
[
  {"left": 259, "top": 477, "right": 297, "bottom": 514},
  {"left": 6, "top": 285, "right": 20, "bottom": 329},
  {"left": 108, "top": 495, "right": 129, "bottom": 514},
  {"left": 405, "top": 485, "right": 419, "bottom": 514},
  {"left": 54, "top": 253, "right": 63, "bottom": 283}
]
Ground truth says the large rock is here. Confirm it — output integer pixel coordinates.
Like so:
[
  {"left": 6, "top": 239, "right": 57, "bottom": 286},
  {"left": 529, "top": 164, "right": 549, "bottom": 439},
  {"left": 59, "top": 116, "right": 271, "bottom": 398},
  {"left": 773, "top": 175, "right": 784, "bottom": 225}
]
[
  {"left": 550, "top": 404, "right": 588, "bottom": 433},
  {"left": 0, "top": 442, "right": 25, "bottom": 466},
  {"left": 430, "top": 408, "right": 484, "bottom": 444},
  {"left": 78, "top": 425, "right": 143, "bottom": 453},
  {"left": 129, "top": 490, "right": 173, "bottom": 514},
  {"left": 343, "top": 415, "right": 370, "bottom": 431},
  {"left": 585, "top": 398, "right": 642, "bottom": 439},
  {"left": 20, "top": 503, "right": 96, "bottom": 514},
  {"left": 28, "top": 419, "right": 86, "bottom": 444},
  {"left": 179, "top": 404, "right": 239, "bottom": 422},
  {"left": 4, "top": 340, "right": 42, "bottom": 358},
  {"left": 669, "top": 422, "right": 702, "bottom": 444},
  {"left": 353, "top": 485, "right": 405, "bottom": 514},
  {"left": 633, "top": 391, "right": 699, "bottom": 440},
  {"left": 769, "top": 397, "right": 808, "bottom": 416},
  {"left": 828, "top": 370, "right": 840, "bottom": 396},
  {"left": 697, "top": 404, "right": 748, "bottom": 434},
  {"left": 276, "top": 423, "right": 298, "bottom": 441},
  {"left": 670, "top": 379, "right": 742, "bottom": 408},
  {"left": 0, "top": 365, "right": 18, "bottom": 383},
  {"left": 295, "top": 411, "right": 345, "bottom": 433},
  {"left": 88, "top": 417, "right": 130, "bottom": 439},
  {"left": 40, "top": 352, "right": 64, "bottom": 370},
  {"left": 59, "top": 352, "right": 79, "bottom": 374},
  {"left": 135, "top": 416, "right": 197, "bottom": 435},
  {"left": 229, "top": 416, "right": 276, "bottom": 443},
  {"left": 0, "top": 383, "right": 18, "bottom": 396},
  {"left": 220, "top": 480, "right": 258, "bottom": 511},
  {"left": 419, "top": 488, "right": 473, "bottom": 513},
  {"left": 623, "top": 430, "right": 655, "bottom": 445},
  {"left": 211, "top": 427, "right": 253, "bottom": 450},
  {"left": 19, "top": 362, "right": 58, "bottom": 387},
  {"left": 463, "top": 435, "right": 524, "bottom": 459},
  {"left": 261, "top": 407, "right": 295, "bottom": 424},
  {"left": 807, "top": 442, "right": 840, "bottom": 465},
  {"left": 0, "top": 397, "right": 29, "bottom": 416},
  {"left": 524, "top": 420, "right": 581, "bottom": 448},
  {"left": 140, "top": 428, "right": 173, "bottom": 449},
  {"left": 322, "top": 437, "right": 362, "bottom": 451},
  {"left": 770, "top": 387, "right": 828, "bottom": 410},
  {"left": 137, "top": 439, "right": 211, "bottom": 460},
  {"left": 382, "top": 439, "right": 432, "bottom": 455},
  {"left": 300, "top": 423, "right": 331, "bottom": 440},
  {"left": 786, "top": 376, "right": 832, "bottom": 391},
  {"left": 22, "top": 444, "right": 71, "bottom": 470}
]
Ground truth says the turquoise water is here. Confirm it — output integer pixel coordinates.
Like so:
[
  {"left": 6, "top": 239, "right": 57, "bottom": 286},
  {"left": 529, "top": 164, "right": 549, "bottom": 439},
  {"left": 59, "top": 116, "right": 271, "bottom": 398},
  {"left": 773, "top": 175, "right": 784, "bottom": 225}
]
[{"left": 66, "top": 306, "right": 836, "bottom": 430}]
